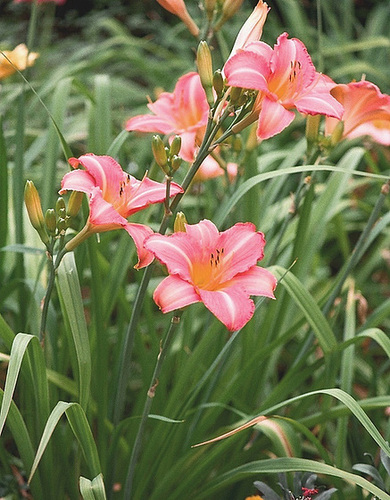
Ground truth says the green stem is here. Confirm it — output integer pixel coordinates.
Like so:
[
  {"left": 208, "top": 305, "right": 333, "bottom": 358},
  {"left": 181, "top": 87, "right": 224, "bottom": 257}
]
[
  {"left": 39, "top": 254, "right": 55, "bottom": 344},
  {"left": 39, "top": 243, "right": 69, "bottom": 345},
  {"left": 112, "top": 114, "right": 228, "bottom": 423},
  {"left": 123, "top": 310, "right": 183, "bottom": 499}
]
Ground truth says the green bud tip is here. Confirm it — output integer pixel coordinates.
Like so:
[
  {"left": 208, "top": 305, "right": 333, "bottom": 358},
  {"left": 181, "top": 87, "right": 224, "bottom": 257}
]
[{"left": 174, "top": 212, "right": 188, "bottom": 232}]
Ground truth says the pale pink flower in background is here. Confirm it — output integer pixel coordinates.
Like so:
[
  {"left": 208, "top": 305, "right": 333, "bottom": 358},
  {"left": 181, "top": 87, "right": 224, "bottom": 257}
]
[
  {"left": 145, "top": 220, "right": 277, "bottom": 331},
  {"left": 325, "top": 80, "right": 390, "bottom": 145},
  {"left": 194, "top": 160, "right": 238, "bottom": 182},
  {"left": 0, "top": 44, "right": 39, "bottom": 80},
  {"left": 60, "top": 154, "right": 183, "bottom": 269},
  {"left": 126, "top": 72, "right": 208, "bottom": 163},
  {"left": 127, "top": 72, "right": 227, "bottom": 180},
  {"left": 155, "top": 0, "right": 199, "bottom": 37},
  {"left": 224, "top": 32, "right": 344, "bottom": 140}
]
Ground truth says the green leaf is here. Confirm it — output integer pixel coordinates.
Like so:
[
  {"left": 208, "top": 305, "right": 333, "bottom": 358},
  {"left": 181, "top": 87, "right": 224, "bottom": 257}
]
[
  {"left": 28, "top": 401, "right": 104, "bottom": 487},
  {"left": 214, "top": 162, "right": 388, "bottom": 227},
  {"left": 80, "top": 474, "right": 107, "bottom": 500},
  {"left": 269, "top": 266, "right": 338, "bottom": 352},
  {"left": 196, "top": 457, "right": 390, "bottom": 500},
  {"left": 0, "top": 333, "right": 49, "bottom": 436},
  {"left": 56, "top": 252, "right": 91, "bottom": 410}
]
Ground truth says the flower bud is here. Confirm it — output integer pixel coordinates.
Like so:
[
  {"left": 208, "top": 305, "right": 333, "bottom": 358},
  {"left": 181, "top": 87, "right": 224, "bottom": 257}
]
[
  {"left": 305, "top": 114, "right": 321, "bottom": 154},
  {"left": 232, "top": 134, "right": 243, "bottom": 153},
  {"left": 215, "top": 0, "right": 245, "bottom": 29},
  {"left": 204, "top": 0, "right": 216, "bottom": 20},
  {"left": 56, "top": 197, "right": 66, "bottom": 215},
  {"left": 229, "top": 86, "right": 243, "bottom": 106},
  {"left": 169, "top": 135, "right": 182, "bottom": 157},
  {"left": 171, "top": 155, "right": 182, "bottom": 172},
  {"left": 174, "top": 212, "right": 187, "bottom": 232},
  {"left": 152, "top": 135, "right": 169, "bottom": 174},
  {"left": 331, "top": 120, "right": 344, "bottom": 145},
  {"left": 67, "top": 190, "right": 84, "bottom": 218},
  {"left": 24, "top": 180, "right": 49, "bottom": 245},
  {"left": 197, "top": 41, "right": 214, "bottom": 105},
  {"left": 57, "top": 217, "right": 67, "bottom": 233},
  {"left": 213, "top": 70, "right": 224, "bottom": 98},
  {"left": 45, "top": 209, "right": 57, "bottom": 235}
]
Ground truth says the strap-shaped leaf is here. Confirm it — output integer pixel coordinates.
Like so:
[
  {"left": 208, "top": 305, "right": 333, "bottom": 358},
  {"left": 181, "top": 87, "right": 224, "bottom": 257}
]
[
  {"left": 0, "top": 333, "right": 49, "bottom": 436},
  {"left": 80, "top": 473, "right": 107, "bottom": 500},
  {"left": 196, "top": 457, "right": 390, "bottom": 500},
  {"left": 56, "top": 252, "right": 91, "bottom": 410},
  {"left": 28, "top": 401, "right": 104, "bottom": 490},
  {"left": 269, "top": 266, "right": 338, "bottom": 352}
]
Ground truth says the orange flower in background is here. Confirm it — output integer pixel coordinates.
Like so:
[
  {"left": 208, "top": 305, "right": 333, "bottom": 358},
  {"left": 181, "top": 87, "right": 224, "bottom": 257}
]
[
  {"left": 245, "top": 496, "right": 264, "bottom": 500},
  {"left": 0, "top": 44, "right": 39, "bottom": 80},
  {"left": 325, "top": 79, "right": 390, "bottom": 145},
  {"left": 155, "top": 0, "right": 199, "bottom": 37}
]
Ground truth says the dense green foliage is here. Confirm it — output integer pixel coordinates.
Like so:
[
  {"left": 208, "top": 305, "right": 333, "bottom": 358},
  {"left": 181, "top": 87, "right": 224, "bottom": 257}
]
[{"left": 0, "top": 1, "right": 389, "bottom": 499}]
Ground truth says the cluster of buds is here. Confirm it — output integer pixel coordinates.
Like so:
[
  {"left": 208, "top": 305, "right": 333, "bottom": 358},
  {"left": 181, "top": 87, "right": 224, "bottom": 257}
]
[
  {"left": 24, "top": 180, "right": 83, "bottom": 248},
  {"left": 152, "top": 134, "right": 182, "bottom": 176}
]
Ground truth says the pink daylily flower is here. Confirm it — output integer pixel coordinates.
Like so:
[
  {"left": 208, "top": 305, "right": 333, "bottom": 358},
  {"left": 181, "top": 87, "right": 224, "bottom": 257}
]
[
  {"left": 126, "top": 72, "right": 208, "bottom": 163},
  {"left": 224, "top": 32, "right": 344, "bottom": 140},
  {"left": 155, "top": 0, "right": 199, "bottom": 37},
  {"left": 60, "top": 154, "right": 183, "bottom": 269},
  {"left": 127, "top": 72, "right": 229, "bottom": 181},
  {"left": 325, "top": 80, "right": 390, "bottom": 145},
  {"left": 145, "top": 220, "right": 277, "bottom": 331}
]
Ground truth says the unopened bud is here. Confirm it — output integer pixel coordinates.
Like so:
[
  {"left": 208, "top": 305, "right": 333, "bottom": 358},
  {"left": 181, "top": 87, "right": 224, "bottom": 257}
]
[
  {"left": 213, "top": 70, "right": 224, "bottom": 98},
  {"left": 67, "top": 190, "right": 84, "bottom": 218},
  {"left": 171, "top": 155, "right": 182, "bottom": 172},
  {"left": 216, "top": 0, "right": 245, "bottom": 29},
  {"left": 56, "top": 197, "right": 66, "bottom": 215},
  {"left": 24, "top": 181, "right": 49, "bottom": 245},
  {"left": 331, "top": 120, "right": 344, "bottom": 145},
  {"left": 169, "top": 135, "right": 182, "bottom": 157},
  {"left": 174, "top": 212, "right": 188, "bottom": 232},
  {"left": 229, "top": 86, "right": 242, "bottom": 105},
  {"left": 58, "top": 217, "right": 67, "bottom": 232},
  {"left": 305, "top": 114, "right": 321, "bottom": 154},
  {"left": 232, "top": 134, "right": 243, "bottom": 153},
  {"left": 45, "top": 209, "right": 57, "bottom": 235},
  {"left": 204, "top": 0, "right": 216, "bottom": 19},
  {"left": 197, "top": 41, "right": 214, "bottom": 105},
  {"left": 152, "top": 135, "right": 169, "bottom": 173}
]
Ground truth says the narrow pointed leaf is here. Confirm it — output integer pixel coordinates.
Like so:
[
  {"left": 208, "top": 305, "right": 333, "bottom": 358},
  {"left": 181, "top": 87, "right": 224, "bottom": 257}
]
[{"left": 56, "top": 252, "right": 91, "bottom": 410}]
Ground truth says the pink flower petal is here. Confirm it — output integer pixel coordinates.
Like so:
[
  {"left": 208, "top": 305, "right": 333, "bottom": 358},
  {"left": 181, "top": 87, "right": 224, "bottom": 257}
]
[
  {"left": 153, "top": 275, "right": 200, "bottom": 312},
  {"left": 228, "top": 0, "right": 270, "bottom": 58},
  {"left": 60, "top": 169, "right": 96, "bottom": 195},
  {"left": 145, "top": 232, "right": 200, "bottom": 281},
  {"left": 88, "top": 187, "right": 127, "bottom": 229},
  {"left": 198, "top": 285, "right": 255, "bottom": 331},
  {"left": 257, "top": 97, "right": 295, "bottom": 139},
  {"left": 230, "top": 265, "right": 277, "bottom": 298},
  {"left": 270, "top": 34, "right": 316, "bottom": 95},
  {"left": 172, "top": 73, "right": 209, "bottom": 130},
  {"left": 126, "top": 114, "right": 175, "bottom": 135},
  {"left": 125, "top": 176, "right": 183, "bottom": 217},
  {"left": 224, "top": 49, "right": 270, "bottom": 92},
  {"left": 69, "top": 154, "right": 124, "bottom": 199},
  {"left": 185, "top": 220, "right": 219, "bottom": 252},
  {"left": 124, "top": 222, "right": 155, "bottom": 269},
  {"left": 217, "top": 223, "right": 266, "bottom": 281}
]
